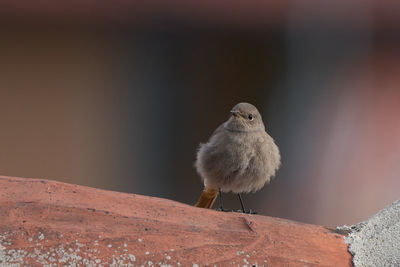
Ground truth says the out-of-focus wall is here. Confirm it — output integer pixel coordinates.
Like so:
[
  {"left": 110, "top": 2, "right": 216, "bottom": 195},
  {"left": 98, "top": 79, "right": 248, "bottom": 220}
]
[{"left": 0, "top": 1, "right": 399, "bottom": 226}]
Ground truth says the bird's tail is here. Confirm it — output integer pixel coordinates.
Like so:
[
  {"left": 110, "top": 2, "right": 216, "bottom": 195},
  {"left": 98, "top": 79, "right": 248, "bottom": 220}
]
[{"left": 195, "top": 187, "right": 219, "bottom": 209}]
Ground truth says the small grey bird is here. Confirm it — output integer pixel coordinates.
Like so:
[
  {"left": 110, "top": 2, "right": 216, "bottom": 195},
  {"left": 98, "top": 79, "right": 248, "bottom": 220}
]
[{"left": 195, "top": 102, "right": 281, "bottom": 213}]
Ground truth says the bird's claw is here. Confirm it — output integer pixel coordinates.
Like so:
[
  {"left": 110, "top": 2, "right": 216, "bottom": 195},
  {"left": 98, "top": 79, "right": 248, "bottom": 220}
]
[
  {"left": 216, "top": 207, "right": 234, "bottom": 212},
  {"left": 235, "top": 209, "right": 258, "bottom": 214}
]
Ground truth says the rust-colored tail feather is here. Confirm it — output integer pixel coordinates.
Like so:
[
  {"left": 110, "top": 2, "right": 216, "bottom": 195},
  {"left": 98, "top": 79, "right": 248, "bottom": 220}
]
[{"left": 195, "top": 187, "right": 219, "bottom": 209}]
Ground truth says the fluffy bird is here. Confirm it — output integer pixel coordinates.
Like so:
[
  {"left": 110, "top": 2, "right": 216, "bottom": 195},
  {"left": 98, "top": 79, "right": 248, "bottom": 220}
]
[{"left": 195, "top": 102, "right": 281, "bottom": 212}]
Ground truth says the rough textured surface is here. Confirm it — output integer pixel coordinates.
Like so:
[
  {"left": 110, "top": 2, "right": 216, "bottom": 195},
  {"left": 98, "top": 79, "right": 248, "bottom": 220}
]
[
  {"left": 343, "top": 199, "right": 400, "bottom": 267},
  {"left": 0, "top": 175, "right": 352, "bottom": 266}
]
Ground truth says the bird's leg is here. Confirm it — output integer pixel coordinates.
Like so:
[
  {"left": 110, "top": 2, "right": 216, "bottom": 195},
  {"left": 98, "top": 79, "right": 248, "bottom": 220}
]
[
  {"left": 238, "top": 193, "right": 247, "bottom": 213},
  {"left": 237, "top": 194, "right": 258, "bottom": 214},
  {"left": 218, "top": 188, "right": 223, "bottom": 210},
  {"left": 216, "top": 189, "right": 233, "bottom": 212}
]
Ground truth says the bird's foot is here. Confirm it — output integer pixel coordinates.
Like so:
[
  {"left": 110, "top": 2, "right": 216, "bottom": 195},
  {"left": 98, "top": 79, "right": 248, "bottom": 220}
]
[
  {"left": 246, "top": 209, "right": 258, "bottom": 214},
  {"left": 215, "top": 207, "right": 234, "bottom": 212},
  {"left": 235, "top": 209, "right": 258, "bottom": 214}
]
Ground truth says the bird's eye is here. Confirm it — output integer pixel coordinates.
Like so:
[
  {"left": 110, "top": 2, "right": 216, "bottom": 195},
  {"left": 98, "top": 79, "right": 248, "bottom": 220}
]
[{"left": 248, "top": 114, "right": 254, "bottom": 121}]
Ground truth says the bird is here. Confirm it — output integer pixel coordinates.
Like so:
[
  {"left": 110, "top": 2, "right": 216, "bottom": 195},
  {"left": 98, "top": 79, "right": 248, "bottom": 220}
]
[{"left": 194, "top": 102, "right": 281, "bottom": 213}]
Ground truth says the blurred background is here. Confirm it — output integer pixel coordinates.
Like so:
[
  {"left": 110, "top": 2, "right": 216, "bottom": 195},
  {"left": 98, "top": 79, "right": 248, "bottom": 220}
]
[{"left": 0, "top": 0, "right": 399, "bottom": 227}]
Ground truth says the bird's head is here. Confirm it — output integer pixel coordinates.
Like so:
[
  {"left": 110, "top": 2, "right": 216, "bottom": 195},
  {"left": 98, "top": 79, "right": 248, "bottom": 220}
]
[{"left": 224, "top": 102, "right": 265, "bottom": 132}]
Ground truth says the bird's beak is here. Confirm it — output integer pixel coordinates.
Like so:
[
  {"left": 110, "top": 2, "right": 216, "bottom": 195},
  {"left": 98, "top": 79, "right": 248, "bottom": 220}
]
[{"left": 230, "top": 110, "right": 239, "bottom": 117}]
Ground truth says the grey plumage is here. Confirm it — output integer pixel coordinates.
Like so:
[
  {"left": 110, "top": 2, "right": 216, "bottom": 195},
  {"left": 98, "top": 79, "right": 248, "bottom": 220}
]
[{"left": 195, "top": 102, "right": 281, "bottom": 194}]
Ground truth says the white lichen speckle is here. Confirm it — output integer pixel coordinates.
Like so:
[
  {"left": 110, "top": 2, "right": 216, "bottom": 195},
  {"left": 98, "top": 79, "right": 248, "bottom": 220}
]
[
  {"left": 165, "top": 255, "right": 171, "bottom": 260},
  {"left": 128, "top": 254, "right": 136, "bottom": 262},
  {"left": 0, "top": 230, "right": 145, "bottom": 266},
  {"left": 38, "top": 233, "right": 44, "bottom": 240},
  {"left": 107, "top": 244, "right": 112, "bottom": 248},
  {"left": 145, "top": 251, "right": 150, "bottom": 255},
  {"left": 237, "top": 251, "right": 244, "bottom": 255},
  {"left": 138, "top": 238, "right": 143, "bottom": 243}
]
